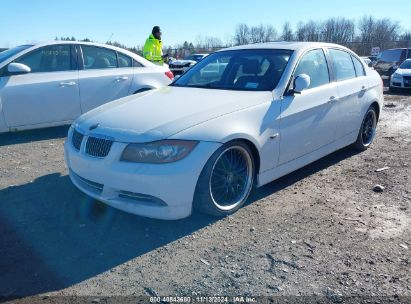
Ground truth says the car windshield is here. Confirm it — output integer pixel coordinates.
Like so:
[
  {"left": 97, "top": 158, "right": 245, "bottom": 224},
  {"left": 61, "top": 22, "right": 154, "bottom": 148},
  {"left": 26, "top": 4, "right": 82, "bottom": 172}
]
[
  {"left": 184, "top": 55, "right": 205, "bottom": 62},
  {"left": 172, "top": 49, "right": 293, "bottom": 91},
  {"left": 380, "top": 49, "right": 403, "bottom": 62},
  {"left": 400, "top": 59, "right": 411, "bottom": 69},
  {"left": 0, "top": 45, "right": 33, "bottom": 63}
]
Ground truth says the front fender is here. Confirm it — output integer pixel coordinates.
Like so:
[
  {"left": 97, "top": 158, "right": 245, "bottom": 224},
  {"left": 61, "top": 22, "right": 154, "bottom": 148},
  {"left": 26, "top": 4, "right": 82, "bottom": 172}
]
[{"left": 169, "top": 101, "right": 282, "bottom": 173}]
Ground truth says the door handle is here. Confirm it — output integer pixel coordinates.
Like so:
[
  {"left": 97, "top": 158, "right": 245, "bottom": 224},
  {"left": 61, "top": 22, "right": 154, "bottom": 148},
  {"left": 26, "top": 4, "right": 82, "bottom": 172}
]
[
  {"left": 60, "top": 81, "right": 76, "bottom": 87},
  {"left": 328, "top": 96, "right": 336, "bottom": 104},
  {"left": 115, "top": 76, "right": 129, "bottom": 82},
  {"left": 360, "top": 86, "right": 367, "bottom": 92}
]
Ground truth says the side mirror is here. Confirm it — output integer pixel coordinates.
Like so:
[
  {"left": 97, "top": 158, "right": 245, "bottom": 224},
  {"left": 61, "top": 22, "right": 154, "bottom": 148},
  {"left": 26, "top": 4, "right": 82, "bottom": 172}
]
[
  {"left": 293, "top": 74, "right": 310, "bottom": 94},
  {"left": 8, "top": 63, "right": 31, "bottom": 75}
]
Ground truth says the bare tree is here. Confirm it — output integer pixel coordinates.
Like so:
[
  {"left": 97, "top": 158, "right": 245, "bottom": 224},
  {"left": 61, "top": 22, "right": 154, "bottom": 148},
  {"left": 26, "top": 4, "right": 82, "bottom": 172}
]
[
  {"left": 195, "top": 36, "right": 223, "bottom": 50},
  {"left": 358, "top": 15, "right": 376, "bottom": 43},
  {"left": 400, "top": 31, "right": 411, "bottom": 42},
  {"left": 281, "top": 22, "right": 294, "bottom": 41},
  {"left": 234, "top": 23, "right": 250, "bottom": 45},
  {"left": 248, "top": 24, "right": 277, "bottom": 43},
  {"left": 264, "top": 24, "right": 278, "bottom": 42},
  {"left": 296, "top": 21, "right": 321, "bottom": 41},
  {"left": 358, "top": 16, "right": 400, "bottom": 43},
  {"left": 374, "top": 18, "right": 400, "bottom": 42},
  {"left": 321, "top": 18, "right": 355, "bottom": 44}
]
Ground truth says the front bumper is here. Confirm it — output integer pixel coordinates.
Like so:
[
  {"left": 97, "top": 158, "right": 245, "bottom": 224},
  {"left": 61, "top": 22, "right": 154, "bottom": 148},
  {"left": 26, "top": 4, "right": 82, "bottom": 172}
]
[
  {"left": 390, "top": 77, "right": 411, "bottom": 88},
  {"left": 64, "top": 129, "right": 221, "bottom": 220}
]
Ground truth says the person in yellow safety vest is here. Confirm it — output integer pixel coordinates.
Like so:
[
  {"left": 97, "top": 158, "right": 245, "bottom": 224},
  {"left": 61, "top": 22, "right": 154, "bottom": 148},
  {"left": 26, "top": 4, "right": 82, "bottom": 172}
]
[{"left": 143, "top": 26, "right": 167, "bottom": 65}]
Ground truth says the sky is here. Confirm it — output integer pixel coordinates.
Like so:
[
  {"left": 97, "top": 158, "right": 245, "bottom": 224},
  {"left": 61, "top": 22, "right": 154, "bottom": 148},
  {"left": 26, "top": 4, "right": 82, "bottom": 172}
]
[{"left": 1, "top": 0, "right": 410, "bottom": 48}]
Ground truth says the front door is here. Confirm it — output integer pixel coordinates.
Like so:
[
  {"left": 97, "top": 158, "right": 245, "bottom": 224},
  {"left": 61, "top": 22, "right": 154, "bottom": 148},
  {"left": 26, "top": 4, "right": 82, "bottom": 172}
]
[
  {"left": 1, "top": 44, "right": 81, "bottom": 128},
  {"left": 279, "top": 48, "right": 338, "bottom": 165}
]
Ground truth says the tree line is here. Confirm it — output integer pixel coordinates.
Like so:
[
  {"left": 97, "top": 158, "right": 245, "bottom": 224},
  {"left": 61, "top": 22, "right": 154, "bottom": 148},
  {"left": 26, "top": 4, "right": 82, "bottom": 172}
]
[
  {"left": 167, "top": 16, "right": 411, "bottom": 57},
  {"left": 54, "top": 16, "right": 411, "bottom": 57}
]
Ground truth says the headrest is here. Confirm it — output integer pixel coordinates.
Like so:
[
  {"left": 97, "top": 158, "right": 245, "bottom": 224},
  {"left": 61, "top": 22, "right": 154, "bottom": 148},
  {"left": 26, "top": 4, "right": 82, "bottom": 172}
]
[{"left": 243, "top": 59, "right": 261, "bottom": 74}]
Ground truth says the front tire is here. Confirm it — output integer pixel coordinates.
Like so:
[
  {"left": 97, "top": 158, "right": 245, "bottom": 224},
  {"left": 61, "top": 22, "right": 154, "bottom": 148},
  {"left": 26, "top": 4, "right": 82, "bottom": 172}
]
[
  {"left": 194, "top": 141, "right": 255, "bottom": 217},
  {"left": 353, "top": 106, "right": 377, "bottom": 151}
]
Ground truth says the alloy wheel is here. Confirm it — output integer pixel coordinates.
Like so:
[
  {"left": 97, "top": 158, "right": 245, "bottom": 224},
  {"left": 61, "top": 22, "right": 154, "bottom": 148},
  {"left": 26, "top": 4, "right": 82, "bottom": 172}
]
[{"left": 209, "top": 146, "right": 254, "bottom": 211}]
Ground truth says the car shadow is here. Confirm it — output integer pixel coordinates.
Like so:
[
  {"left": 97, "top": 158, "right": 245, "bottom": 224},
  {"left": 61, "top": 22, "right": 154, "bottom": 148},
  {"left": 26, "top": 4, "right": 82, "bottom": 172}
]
[
  {"left": 250, "top": 146, "right": 360, "bottom": 202},
  {"left": 0, "top": 126, "right": 69, "bottom": 147},
  {"left": 0, "top": 173, "right": 217, "bottom": 298},
  {"left": 0, "top": 146, "right": 360, "bottom": 299}
]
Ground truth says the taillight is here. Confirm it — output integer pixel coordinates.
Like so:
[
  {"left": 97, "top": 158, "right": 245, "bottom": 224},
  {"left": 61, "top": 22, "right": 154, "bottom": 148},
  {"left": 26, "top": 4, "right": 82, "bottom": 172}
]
[{"left": 165, "top": 70, "right": 174, "bottom": 80}]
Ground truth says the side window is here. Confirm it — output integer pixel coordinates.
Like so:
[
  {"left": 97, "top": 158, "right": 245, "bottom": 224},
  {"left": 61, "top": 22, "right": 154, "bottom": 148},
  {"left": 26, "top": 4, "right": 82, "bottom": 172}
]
[
  {"left": 14, "top": 45, "right": 72, "bottom": 73},
  {"left": 118, "top": 52, "right": 132, "bottom": 68},
  {"left": 82, "top": 46, "right": 117, "bottom": 70},
  {"left": 407, "top": 49, "right": 411, "bottom": 59},
  {"left": 133, "top": 59, "right": 143, "bottom": 67},
  {"left": 295, "top": 49, "right": 330, "bottom": 89},
  {"left": 352, "top": 56, "right": 365, "bottom": 77},
  {"left": 329, "top": 49, "right": 356, "bottom": 81}
]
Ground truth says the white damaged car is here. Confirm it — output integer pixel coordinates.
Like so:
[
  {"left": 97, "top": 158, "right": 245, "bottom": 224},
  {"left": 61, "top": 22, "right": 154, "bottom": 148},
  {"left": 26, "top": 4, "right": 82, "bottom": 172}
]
[
  {"left": 65, "top": 42, "right": 383, "bottom": 220},
  {"left": 169, "top": 54, "right": 208, "bottom": 75},
  {"left": 0, "top": 41, "right": 173, "bottom": 133}
]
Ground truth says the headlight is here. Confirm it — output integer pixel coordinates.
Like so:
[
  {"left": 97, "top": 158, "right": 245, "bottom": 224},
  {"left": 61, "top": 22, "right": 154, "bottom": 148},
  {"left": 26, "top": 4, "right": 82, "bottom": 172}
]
[
  {"left": 120, "top": 140, "right": 198, "bottom": 163},
  {"left": 392, "top": 73, "right": 402, "bottom": 79}
]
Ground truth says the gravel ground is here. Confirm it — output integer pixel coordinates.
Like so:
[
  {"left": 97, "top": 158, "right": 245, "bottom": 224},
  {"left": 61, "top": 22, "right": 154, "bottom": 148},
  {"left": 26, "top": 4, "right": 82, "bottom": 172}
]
[{"left": 0, "top": 90, "right": 410, "bottom": 304}]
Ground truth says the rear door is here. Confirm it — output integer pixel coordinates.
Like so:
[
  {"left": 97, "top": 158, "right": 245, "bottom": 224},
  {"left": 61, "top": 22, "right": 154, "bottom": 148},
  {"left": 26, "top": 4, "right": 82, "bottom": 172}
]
[
  {"left": 78, "top": 45, "right": 133, "bottom": 113},
  {"left": 328, "top": 49, "right": 366, "bottom": 140},
  {"left": 1, "top": 44, "right": 81, "bottom": 128},
  {"left": 279, "top": 48, "right": 339, "bottom": 164}
]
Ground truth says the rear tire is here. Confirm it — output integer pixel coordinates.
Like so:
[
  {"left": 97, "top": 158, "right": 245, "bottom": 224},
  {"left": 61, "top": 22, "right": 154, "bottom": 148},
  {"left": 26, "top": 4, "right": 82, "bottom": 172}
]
[
  {"left": 353, "top": 106, "right": 377, "bottom": 151},
  {"left": 194, "top": 141, "right": 255, "bottom": 217}
]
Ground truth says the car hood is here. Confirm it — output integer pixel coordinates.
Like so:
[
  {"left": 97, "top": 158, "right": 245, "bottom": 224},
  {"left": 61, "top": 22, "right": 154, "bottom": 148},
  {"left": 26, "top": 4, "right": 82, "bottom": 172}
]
[
  {"left": 171, "top": 60, "right": 196, "bottom": 66},
  {"left": 396, "top": 68, "right": 411, "bottom": 75},
  {"left": 75, "top": 86, "right": 272, "bottom": 143}
]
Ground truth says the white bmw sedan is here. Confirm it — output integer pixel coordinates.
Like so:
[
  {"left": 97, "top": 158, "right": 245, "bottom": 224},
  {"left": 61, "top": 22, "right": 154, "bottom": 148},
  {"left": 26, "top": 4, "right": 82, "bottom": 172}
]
[
  {"left": 0, "top": 41, "right": 173, "bottom": 133},
  {"left": 65, "top": 42, "right": 383, "bottom": 220}
]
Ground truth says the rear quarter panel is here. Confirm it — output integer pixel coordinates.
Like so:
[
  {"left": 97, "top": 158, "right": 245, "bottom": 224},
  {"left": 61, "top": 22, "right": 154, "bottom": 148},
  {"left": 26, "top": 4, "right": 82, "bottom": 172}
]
[
  {"left": 129, "top": 66, "right": 171, "bottom": 94},
  {"left": 366, "top": 69, "right": 384, "bottom": 115}
]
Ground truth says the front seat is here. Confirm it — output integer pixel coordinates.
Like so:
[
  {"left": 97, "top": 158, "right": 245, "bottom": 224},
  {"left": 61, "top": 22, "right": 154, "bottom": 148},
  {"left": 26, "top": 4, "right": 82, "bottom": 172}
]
[
  {"left": 234, "top": 59, "right": 262, "bottom": 89},
  {"left": 93, "top": 56, "right": 110, "bottom": 69}
]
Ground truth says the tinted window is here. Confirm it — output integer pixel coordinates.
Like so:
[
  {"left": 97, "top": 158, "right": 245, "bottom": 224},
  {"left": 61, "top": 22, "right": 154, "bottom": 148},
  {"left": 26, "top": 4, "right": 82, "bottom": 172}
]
[
  {"left": 295, "top": 49, "right": 329, "bottom": 89},
  {"left": 133, "top": 59, "right": 143, "bottom": 67},
  {"left": 380, "top": 49, "right": 404, "bottom": 62},
  {"left": 352, "top": 56, "right": 365, "bottom": 77},
  {"left": 407, "top": 49, "right": 411, "bottom": 59},
  {"left": 329, "top": 49, "right": 356, "bottom": 81},
  {"left": 0, "top": 45, "right": 33, "bottom": 63},
  {"left": 118, "top": 52, "right": 132, "bottom": 68},
  {"left": 400, "top": 59, "right": 411, "bottom": 69},
  {"left": 173, "top": 49, "right": 292, "bottom": 91},
  {"left": 14, "top": 45, "right": 72, "bottom": 73},
  {"left": 82, "top": 46, "right": 117, "bottom": 69}
]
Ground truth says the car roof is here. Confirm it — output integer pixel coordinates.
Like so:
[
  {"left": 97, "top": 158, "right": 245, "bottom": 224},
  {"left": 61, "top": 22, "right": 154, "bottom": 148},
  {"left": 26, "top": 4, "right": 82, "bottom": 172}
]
[{"left": 220, "top": 41, "right": 349, "bottom": 52}]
